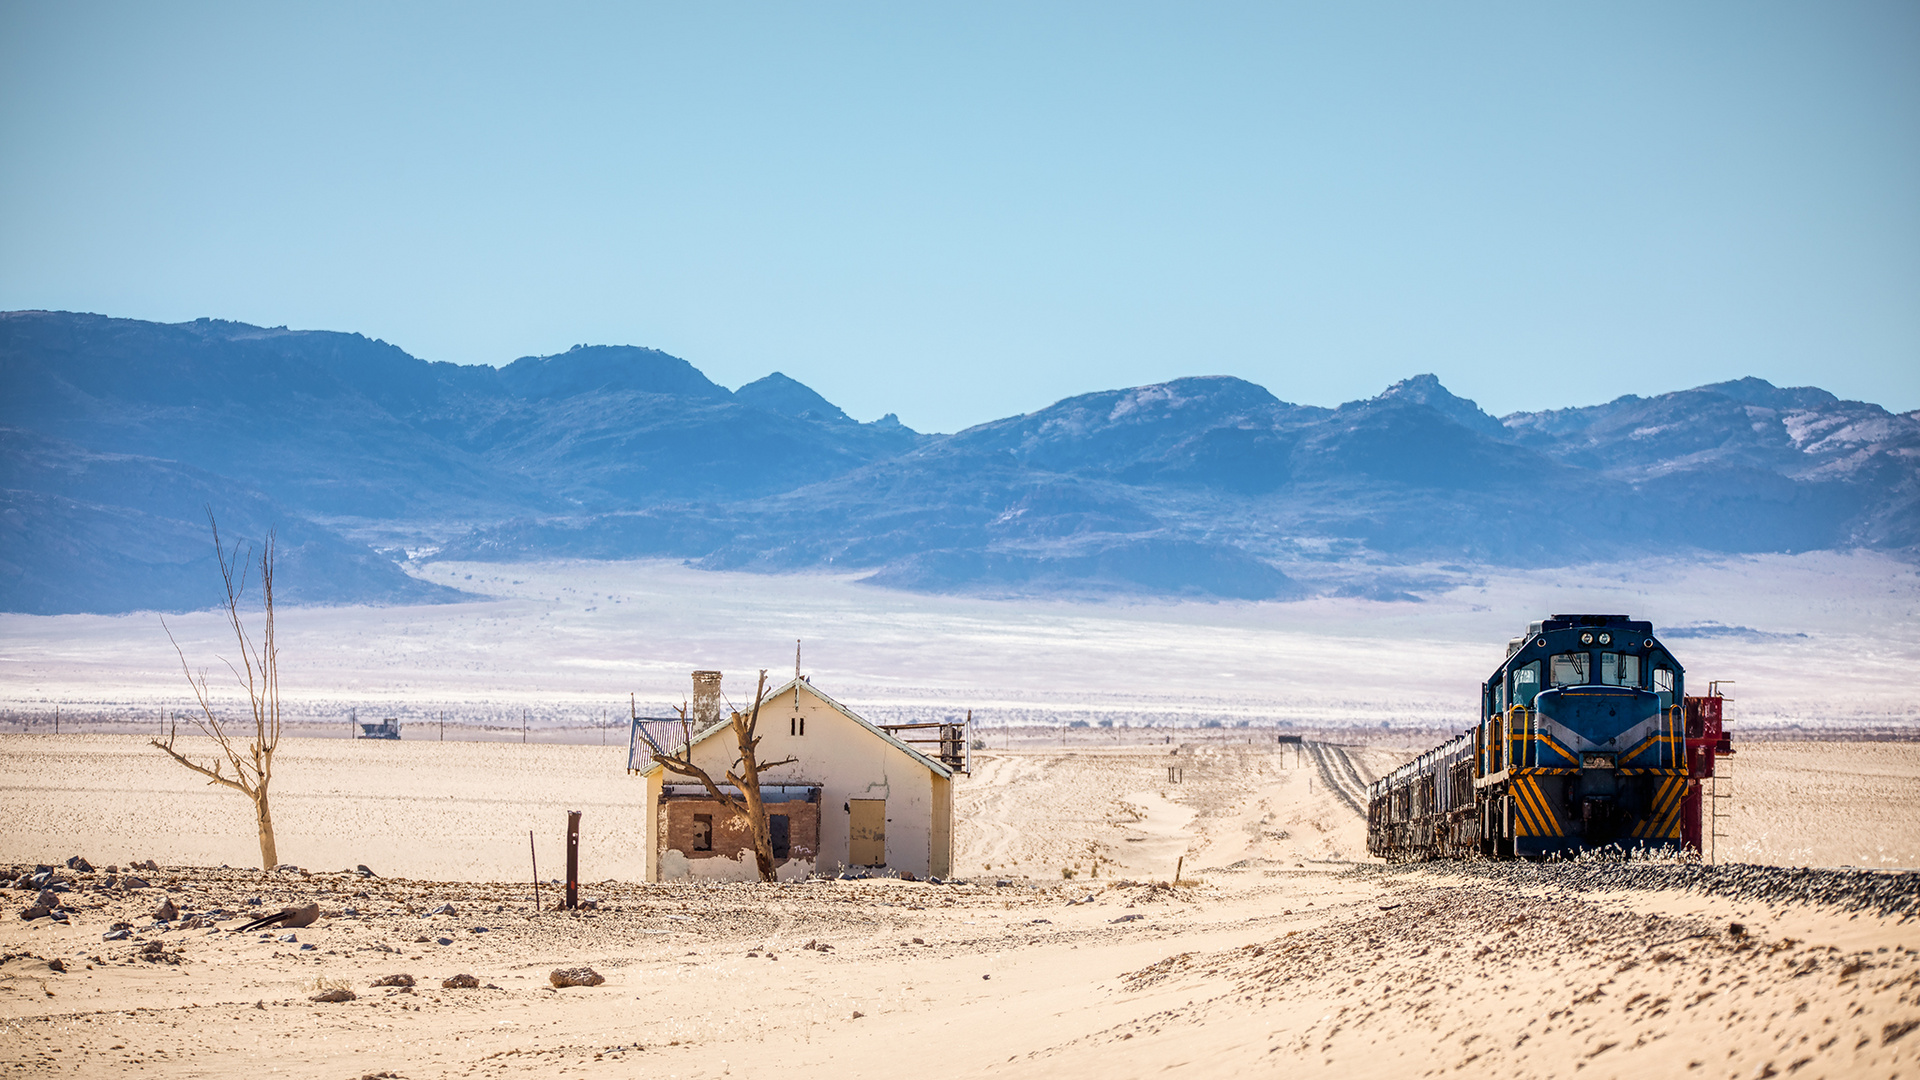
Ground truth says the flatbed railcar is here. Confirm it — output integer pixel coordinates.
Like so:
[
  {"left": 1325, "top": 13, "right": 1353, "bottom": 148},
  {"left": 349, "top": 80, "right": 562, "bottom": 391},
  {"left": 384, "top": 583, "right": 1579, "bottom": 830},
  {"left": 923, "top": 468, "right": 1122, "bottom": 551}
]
[{"left": 1367, "top": 613, "right": 1732, "bottom": 860}]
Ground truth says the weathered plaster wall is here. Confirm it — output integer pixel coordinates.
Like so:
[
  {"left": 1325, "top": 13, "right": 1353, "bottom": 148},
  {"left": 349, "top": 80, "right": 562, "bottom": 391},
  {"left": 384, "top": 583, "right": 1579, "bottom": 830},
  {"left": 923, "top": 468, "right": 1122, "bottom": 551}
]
[{"left": 640, "top": 682, "right": 951, "bottom": 880}]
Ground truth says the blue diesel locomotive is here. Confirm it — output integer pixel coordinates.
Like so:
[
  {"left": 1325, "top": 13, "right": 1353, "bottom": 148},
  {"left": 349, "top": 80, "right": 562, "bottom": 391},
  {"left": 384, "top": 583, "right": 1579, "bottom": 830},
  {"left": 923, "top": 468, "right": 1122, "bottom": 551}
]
[{"left": 1367, "top": 613, "right": 1728, "bottom": 860}]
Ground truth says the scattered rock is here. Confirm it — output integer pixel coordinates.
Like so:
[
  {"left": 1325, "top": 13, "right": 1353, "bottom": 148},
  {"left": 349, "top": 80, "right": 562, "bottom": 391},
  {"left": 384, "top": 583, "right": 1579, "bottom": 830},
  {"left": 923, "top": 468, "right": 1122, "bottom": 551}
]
[
  {"left": 279, "top": 933, "right": 298, "bottom": 943},
  {"left": 133, "top": 860, "right": 159, "bottom": 872},
  {"left": 851, "top": 1010, "right": 865, "bottom": 1019},
  {"left": 36, "top": 889, "right": 61, "bottom": 910},
  {"left": 19, "top": 905, "right": 50, "bottom": 921},
  {"left": 355, "top": 864, "right": 378, "bottom": 878},
  {"left": 371, "top": 973, "right": 415, "bottom": 987},
  {"left": 46, "top": 958, "right": 65, "bottom": 973},
  {"left": 65, "top": 856, "right": 93, "bottom": 873},
  {"left": 425, "top": 903, "right": 456, "bottom": 917},
  {"left": 434, "top": 937, "right": 454, "bottom": 946},
  {"left": 549, "top": 967, "right": 605, "bottom": 988},
  {"left": 442, "top": 974, "right": 480, "bottom": 989},
  {"left": 244, "top": 897, "right": 262, "bottom": 907},
  {"left": 121, "top": 877, "right": 152, "bottom": 891},
  {"left": 110, "top": 921, "right": 131, "bottom": 931},
  {"left": 153, "top": 898, "right": 179, "bottom": 922},
  {"left": 310, "top": 988, "right": 356, "bottom": 1002}
]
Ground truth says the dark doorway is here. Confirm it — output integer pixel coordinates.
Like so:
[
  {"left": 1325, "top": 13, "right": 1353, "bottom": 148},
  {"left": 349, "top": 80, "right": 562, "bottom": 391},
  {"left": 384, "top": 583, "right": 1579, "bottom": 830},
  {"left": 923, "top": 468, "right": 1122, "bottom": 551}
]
[{"left": 768, "top": 814, "right": 791, "bottom": 860}]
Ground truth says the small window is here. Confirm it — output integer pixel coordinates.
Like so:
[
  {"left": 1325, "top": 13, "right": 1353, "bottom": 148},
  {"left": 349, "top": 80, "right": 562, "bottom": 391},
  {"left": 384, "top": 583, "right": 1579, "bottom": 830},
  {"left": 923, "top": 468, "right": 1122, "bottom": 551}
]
[
  {"left": 1550, "top": 652, "right": 1590, "bottom": 686},
  {"left": 790, "top": 715, "right": 805, "bottom": 736},
  {"left": 1599, "top": 653, "right": 1640, "bottom": 686},
  {"left": 769, "top": 814, "right": 790, "bottom": 860},
  {"left": 691, "top": 813, "right": 713, "bottom": 852},
  {"left": 1512, "top": 662, "right": 1542, "bottom": 708},
  {"left": 1653, "top": 667, "right": 1674, "bottom": 694}
]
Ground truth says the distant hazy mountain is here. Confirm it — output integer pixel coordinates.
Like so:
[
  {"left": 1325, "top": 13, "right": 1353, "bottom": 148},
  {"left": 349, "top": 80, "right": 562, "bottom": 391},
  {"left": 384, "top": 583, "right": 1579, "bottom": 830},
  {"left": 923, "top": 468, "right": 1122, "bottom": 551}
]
[{"left": 3, "top": 309, "right": 1914, "bottom": 612}]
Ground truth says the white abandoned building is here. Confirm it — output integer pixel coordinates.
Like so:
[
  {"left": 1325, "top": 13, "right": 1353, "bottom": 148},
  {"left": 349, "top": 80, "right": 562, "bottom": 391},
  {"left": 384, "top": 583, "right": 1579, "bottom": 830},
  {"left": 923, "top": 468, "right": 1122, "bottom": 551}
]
[{"left": 629, "top": 671, "right": 961, "bottom": 882}]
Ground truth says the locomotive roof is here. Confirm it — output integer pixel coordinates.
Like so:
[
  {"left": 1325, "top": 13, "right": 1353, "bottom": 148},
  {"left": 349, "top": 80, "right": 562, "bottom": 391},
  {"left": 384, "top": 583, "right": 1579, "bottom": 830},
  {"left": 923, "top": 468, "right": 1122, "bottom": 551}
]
[{"left": 1501, "top": 614, "right": 1680, "bottom": 671}]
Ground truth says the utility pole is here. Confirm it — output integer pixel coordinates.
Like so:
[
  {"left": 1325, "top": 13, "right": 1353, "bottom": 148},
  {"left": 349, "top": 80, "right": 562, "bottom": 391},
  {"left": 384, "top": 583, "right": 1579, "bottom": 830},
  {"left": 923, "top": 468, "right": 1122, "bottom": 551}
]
[{"left": 523, "top": 708, "right": 528, "bottom": 744}]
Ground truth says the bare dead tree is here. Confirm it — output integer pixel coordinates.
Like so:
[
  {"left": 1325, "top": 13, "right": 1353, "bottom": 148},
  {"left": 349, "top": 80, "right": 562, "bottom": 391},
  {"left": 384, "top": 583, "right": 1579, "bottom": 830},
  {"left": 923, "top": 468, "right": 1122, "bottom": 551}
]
[
  {"left": 152, "top": 511, "right": 283, "bottom": 869},
  {"left": 636, "top": 669, "right": 796, "bottom": 881}
]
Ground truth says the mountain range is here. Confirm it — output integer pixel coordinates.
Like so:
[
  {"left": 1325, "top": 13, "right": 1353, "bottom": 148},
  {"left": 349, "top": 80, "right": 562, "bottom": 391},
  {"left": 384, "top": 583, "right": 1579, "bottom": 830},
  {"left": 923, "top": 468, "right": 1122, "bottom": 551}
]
[{"left": 3, "top": 310, "right": 1915, "bottom": 614}]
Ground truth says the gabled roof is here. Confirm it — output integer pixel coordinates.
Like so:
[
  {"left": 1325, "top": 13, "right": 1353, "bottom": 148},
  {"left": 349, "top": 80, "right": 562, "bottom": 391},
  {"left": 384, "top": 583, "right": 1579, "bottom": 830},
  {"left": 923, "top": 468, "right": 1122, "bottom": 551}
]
[{"left": 635, "top": 677, "right": 954, "bottom": 780}]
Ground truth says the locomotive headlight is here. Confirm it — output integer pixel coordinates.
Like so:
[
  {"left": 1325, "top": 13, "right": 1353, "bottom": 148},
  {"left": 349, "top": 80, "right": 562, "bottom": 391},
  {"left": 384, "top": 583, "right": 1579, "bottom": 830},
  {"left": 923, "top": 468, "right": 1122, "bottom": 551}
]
[
  {"left": 1644, "top": 638, "right": 1654, "bottom": 648},
  {"left": 1580, "top": 632, "right": 1594, "bottom": 645},
  {"left": 1598, "top": 632, "right": 1611, "bottom": 645}
]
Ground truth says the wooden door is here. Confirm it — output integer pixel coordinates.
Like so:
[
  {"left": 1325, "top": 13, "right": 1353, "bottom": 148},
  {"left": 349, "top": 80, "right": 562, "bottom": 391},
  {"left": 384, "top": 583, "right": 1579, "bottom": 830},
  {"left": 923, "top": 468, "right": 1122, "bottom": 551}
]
[{"left": 848, "top": 799, "right": 886, "bottom": 867}]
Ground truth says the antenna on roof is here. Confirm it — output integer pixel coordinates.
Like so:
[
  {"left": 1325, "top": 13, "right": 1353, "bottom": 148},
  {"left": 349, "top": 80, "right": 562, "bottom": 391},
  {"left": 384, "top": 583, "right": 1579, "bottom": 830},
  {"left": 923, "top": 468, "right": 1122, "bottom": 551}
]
[{"left": 795, "top": 639, "right": 802, "bottom": 684}]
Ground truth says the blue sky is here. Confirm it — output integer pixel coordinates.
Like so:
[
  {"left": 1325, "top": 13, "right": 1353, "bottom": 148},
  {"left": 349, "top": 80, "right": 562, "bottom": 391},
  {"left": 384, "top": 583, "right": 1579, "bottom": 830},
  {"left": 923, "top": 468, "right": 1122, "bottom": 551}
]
[{"left": 2, "top": 3, "right": 1915, "bottom": 431}]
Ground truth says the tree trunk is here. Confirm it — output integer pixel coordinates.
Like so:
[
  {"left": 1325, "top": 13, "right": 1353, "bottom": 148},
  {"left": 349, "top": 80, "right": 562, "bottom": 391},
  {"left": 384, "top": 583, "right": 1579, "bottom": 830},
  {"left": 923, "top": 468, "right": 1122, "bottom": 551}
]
[
  {"left": 733, "top": 712, "right": 779, "bottom": 882},
  {"left": 254, "top": 785, "right": 278, "bottom": 869}
]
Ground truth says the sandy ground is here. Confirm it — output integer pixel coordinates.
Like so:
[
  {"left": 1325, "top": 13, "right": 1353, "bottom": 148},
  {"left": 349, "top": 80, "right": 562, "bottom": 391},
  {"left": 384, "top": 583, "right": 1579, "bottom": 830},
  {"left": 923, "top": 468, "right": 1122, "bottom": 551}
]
[{"left": 2, "top": 737, "right": 1917, "bottom": 1079}]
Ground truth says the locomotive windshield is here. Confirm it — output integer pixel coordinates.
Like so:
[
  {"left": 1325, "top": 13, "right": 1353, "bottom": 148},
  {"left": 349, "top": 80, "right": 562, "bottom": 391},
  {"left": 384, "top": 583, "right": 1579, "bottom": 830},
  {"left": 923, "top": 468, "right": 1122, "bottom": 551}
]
[
  {"left": 1549, "top": 652, "right": 1589, "bottom": 685},
  {"left": 1599, "top": 653, "right": 1640, "bottom": 686}
]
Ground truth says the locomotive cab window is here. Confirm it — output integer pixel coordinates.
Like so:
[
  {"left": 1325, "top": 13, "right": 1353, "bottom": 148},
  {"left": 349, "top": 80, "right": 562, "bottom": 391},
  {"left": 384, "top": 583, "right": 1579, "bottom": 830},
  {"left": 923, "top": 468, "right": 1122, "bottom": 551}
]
[
  {"left": 1550, "top": 652, "right": 1590, "bottom": 686},
  {"left": 1511, "top": 663, "right": 1541, "bottom": 708},
  {"left": 1653, "top": 666, "right": 1675, "bottom": 706},
  {"left": 1599, "top": 653, "right": 1639, "bottom": 687}
]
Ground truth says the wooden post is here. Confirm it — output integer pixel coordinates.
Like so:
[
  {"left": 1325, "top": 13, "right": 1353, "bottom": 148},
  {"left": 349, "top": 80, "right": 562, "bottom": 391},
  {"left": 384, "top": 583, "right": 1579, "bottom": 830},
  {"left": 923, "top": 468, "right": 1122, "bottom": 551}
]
[
  {"left": 1174, "top": 855, "right": 1183, "bottom": 884},
  {"left": 529, "top": 831, "right": 540, "bottom": 915},
  {"left": 565, "top": 811, "right": 581, "bottom": 910}
]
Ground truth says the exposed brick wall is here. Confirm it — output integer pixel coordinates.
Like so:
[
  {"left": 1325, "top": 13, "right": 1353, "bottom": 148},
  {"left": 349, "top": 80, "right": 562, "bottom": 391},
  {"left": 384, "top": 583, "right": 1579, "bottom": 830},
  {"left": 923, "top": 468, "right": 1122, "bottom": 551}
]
[{"left": 661, "top": 797, "right": 820, "bottom": 865}]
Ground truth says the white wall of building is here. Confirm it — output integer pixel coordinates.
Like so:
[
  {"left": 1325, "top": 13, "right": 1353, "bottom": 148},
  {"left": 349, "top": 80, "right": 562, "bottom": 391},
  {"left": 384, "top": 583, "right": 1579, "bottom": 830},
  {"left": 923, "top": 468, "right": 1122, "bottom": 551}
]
[{"left": 638, "top": 680, "right": 952, "bottom": 881}]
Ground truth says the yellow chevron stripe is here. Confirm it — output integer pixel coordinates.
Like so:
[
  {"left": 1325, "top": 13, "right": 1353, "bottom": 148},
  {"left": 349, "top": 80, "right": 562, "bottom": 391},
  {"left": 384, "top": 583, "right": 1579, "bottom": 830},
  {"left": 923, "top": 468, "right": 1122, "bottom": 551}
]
[
  {"left": 1510, "top": 782, "right": 1537, "bottom": 837},
  {"left": 1524, "top": 782, "right": 1552, "bottom": 837},
  {"left": 1657, "top": 779, "right": 1686, "bottom": 838},
  {"left": 1510, "top": 786, "right": 1540, "bottom": 836},
  {"left": 1657, "top": 777, "right": 1679, "bottom": 826},
  {"left": 1518, "top": 777, "right": 1560, "bottom": 838},
  {"left": 1639, "top": 780, "right": 1666, "bottom": 839},
  {"left": 1642, "top": 777, "right": 1682, "bottom": 840},
  {"left": 1620, "top": 735, "right": 1674, "bottom": 766},
  {"left": 1538, "top": 733, "right": 1579, "bottom": 765}
]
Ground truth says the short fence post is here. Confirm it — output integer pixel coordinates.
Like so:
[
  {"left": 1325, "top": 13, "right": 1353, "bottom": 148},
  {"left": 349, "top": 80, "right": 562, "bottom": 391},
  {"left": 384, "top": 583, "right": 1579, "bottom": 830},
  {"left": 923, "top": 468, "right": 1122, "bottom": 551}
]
[{"left": 565, "top": 811, "right": 581, "bottom": 910}]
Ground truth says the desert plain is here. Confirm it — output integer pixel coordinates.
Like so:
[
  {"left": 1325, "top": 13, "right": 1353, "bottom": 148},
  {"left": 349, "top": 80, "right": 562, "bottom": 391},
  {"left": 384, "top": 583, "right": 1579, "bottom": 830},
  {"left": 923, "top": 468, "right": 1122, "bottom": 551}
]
[
  {"left": 4, "top": 552, "right": 1919, "bottom": 1078},
  {"left": 2, "top": 733, "right": 1918, "bottom": 1080}
]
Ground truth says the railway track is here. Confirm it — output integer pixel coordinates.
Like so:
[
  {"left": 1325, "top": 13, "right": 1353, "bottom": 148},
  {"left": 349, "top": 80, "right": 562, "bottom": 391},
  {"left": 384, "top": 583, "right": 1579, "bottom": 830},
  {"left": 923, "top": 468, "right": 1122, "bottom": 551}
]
[{"left": 1307, "top": 741, "right": 1369, "bottom": 818}]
